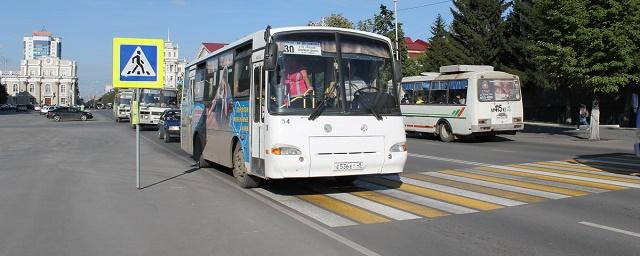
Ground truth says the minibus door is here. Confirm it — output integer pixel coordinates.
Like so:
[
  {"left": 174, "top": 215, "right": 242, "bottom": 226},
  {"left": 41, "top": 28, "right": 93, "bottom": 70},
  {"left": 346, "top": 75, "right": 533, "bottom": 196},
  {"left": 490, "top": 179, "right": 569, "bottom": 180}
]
[{"left": 250, "top": 62, "right": 266, "bottom": 177}]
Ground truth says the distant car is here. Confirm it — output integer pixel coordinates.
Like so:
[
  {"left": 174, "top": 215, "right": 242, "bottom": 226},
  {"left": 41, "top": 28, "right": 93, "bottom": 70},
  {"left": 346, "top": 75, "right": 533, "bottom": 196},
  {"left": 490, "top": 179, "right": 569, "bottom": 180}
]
[
  {"left": 34, "top": 105, "right": 41, "bottom": 111},
  {"left": 41, "top": 106, "right": 56, "bottom": 115},
  {"left": 0, "top": 104, "right": 9, "bottom": 111},
  {"left": 16, "top": 104, "right": 28, "bottom": 112},
  {"left": 157, "top": 109, "right": 181, "bottom": 143},
  {"left": 47, "top": 107, "right": 93, "bottom": 122}
]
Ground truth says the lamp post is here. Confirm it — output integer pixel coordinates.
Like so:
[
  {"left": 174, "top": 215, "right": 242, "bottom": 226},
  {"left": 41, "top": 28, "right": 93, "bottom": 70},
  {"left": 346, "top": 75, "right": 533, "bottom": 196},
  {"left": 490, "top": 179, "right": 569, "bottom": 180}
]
[{"left": 394, "top": 0, "right": 399, "bottom": 61}]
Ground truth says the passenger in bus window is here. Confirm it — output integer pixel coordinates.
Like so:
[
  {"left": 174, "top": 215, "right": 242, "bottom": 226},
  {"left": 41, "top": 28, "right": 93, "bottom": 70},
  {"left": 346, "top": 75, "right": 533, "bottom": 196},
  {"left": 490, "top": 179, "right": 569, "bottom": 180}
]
[
  {"left": 284, "top": 58, "right": 313, "bottom": 98},
  {"left": 416, "top": 96, "right": 425, "bottom": 104},
  {"left": 453, "top": 94, "right": 466, "bottom": 105},
  {"left": 401, "top": 94, "right": 410, "bottom": 104}
]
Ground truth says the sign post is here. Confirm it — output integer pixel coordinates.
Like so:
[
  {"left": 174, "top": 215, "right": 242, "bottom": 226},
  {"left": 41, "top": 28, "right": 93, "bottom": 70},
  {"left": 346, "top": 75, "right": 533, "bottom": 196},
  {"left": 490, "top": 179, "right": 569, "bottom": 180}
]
[{"left": 112, "top": 38, "right": 164, "bottom": 189}]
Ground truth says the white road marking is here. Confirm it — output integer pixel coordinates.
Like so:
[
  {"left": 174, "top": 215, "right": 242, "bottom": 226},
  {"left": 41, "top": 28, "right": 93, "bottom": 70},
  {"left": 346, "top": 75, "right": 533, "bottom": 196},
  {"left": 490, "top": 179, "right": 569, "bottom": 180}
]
[
  {"left": 253, "top": 188, "right": 358, "bottom": 227},
  {"left": 523, "top": 163, "right": 640, "bottom": 180},
  {"left": 422, "top": 172, "right": 568, "bottom": 199},
  {"left": 408, "top": 153, "right": 491, "bottom": 167},
  {"left": 383, "top": 175, "right": 526, "bottom": 206},
  {"left": 491, "top": 149, "right": 516, "bottom": 153},
  {"left": 490, "top": 165, "right": 640, "bottom": 188},
  {"left": 353, "top": 180, "right": 478, "bottom": 214},
  {"left": 462, "top": 169, "right": 607, "bottom": 193},
  {"left": 322, "top": 192, "right": 421, "bottom": 221},
  {"left": 579, "top": 221, "right": 640, "bottom": 238}
]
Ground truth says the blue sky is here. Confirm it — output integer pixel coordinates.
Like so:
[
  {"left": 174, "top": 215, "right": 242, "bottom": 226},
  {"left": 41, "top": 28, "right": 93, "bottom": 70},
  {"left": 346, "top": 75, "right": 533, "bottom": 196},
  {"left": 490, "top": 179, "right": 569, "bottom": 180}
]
[{"left": 0, "top": 0, "right": 452, "bottom": 98}]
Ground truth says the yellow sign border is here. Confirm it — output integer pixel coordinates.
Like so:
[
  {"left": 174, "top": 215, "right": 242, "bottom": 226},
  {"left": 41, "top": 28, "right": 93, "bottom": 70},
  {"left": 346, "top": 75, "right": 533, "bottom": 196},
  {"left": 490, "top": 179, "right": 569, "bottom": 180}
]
[{"left": 112, "top": 38, "right": 164, "bottom": 89}]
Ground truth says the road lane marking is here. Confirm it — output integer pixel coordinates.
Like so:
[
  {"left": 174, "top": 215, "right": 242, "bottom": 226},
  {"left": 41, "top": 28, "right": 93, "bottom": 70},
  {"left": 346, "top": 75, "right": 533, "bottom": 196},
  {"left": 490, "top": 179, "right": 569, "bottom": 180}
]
[
  {"left": 306, "top": 185, "right": 421, "bottom": 221},
  {"left": 477, "top": 166, "right": 628, "bottom": 190},
  {"left": 536, "top": 161, "right": 604, "bottom": 172},
  {"left": 440, "top": 170, "right": 589, "bottom": 196},
  {"left": 353, "top": 180, "right": 477, "bottom": 214},
  {"left": 254, "top": 188, "right": 357, "bottom": 227},
  {"left": 362, "top": 177, "right": 503, "bottom": 211},
  {"left": 407, "top": 173, "right": 547, "bottom": 203},
  {"left": 462, "top": 169, "right": 607, "bottom": 193},
  {"left": 579, "top": 221, "right": 640, "bottom": 238},
  {"left": 298, "top": 194, "right": 390, "bottom": 224},
  {"left": 423, "top": 172, "right": 565, "bottom": 199},
  {"left": 342, "top": 188, "right": 450, "bottom": 218},
  {"left": 407, "top": 153, "right": 490, "bottom": 166},
  {"left": 499, "top": 165, "right": 640, "bottom": 188},
  {"left": 491, "top": 149, "right": 516, "bottom": 153},
  {"left": 386, "top": 175, "right": 526, "bottom": 206},
  {"left": 519, "top": 163, "right": 640, "bottom": 183}
]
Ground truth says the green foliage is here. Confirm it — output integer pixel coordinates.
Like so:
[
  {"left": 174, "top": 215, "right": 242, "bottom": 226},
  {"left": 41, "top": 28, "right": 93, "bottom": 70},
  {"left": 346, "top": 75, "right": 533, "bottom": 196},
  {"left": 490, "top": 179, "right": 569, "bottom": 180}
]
[
  {"left": 420, "top": 14, "right": 473, "bottom": 72},
  {"left": 99, "top": 90, "right": 116, "bottom": 104},
  {"left": 450, "top": 0, "right": 510, "bottom": 66},
  {"left": 370, "top": 5, "right": 415, "bottom": 76},
  {"left": 309, "top": 13, "right": 354, "bottom": 29},
  {"left": 0, "top": 84, "right": 8, "bottom": 104}
]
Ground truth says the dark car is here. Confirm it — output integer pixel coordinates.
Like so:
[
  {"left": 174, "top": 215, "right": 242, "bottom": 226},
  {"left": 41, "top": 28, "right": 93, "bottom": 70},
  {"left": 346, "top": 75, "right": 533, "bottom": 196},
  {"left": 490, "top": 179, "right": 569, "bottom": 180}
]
[
  {"left": 47, "top": 107, "right": 93, "bottom": 122},
  {"left": 16, "top": 104, "right": 28, "bottom": 112},
  {"left": 157, "top": 109, "right": 180, "bottom": 143}
]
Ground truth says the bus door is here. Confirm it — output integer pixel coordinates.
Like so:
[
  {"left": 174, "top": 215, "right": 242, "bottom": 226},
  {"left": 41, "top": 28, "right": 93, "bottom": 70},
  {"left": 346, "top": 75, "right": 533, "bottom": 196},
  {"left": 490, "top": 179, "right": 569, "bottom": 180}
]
[
  {"left": 250, "top": 62, "right": 266, "bottom": 177},
  {"left": 181, "top": 69, "right": 195, "bottom": 155}
]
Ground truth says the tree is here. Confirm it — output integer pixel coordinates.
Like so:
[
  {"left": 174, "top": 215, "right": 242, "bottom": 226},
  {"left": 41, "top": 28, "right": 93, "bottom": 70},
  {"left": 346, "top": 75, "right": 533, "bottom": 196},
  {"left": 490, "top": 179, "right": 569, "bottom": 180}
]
[
  {"left": 420, "top": 14, "right": 473, "bottom": 72},
  {"left": 0, "top": 84, "right": 8, "bottom": 104},
  {"left": 308, "top": 13, "right": 354, "bottom": 29},
  {"left": 356, "top": 18, "right": 375, "bottom": 32},
  {"left": 100, "top": 90, "right": 116, "bottom": 104},
  {"left": 449, "top": 0, "right": 511, "bottom": 66},
  {"left": 370, "top": 5, "right": 416, "bottom": 76}
]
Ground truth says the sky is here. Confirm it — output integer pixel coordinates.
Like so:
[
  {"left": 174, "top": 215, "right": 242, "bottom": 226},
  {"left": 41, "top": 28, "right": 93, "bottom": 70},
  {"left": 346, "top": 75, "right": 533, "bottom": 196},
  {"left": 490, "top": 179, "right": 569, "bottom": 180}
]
[{"left": 0, "top": 0, "right": 453, "bottom": 98}]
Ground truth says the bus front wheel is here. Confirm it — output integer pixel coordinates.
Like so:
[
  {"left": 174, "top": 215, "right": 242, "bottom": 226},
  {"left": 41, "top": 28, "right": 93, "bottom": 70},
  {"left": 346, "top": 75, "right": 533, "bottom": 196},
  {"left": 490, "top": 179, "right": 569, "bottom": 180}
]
[
  {"left": 233, "top": 144, "right": 260, "bottom": 188},
  {"left": 438, "top": 122, "right": 455, "bottom": 142}
]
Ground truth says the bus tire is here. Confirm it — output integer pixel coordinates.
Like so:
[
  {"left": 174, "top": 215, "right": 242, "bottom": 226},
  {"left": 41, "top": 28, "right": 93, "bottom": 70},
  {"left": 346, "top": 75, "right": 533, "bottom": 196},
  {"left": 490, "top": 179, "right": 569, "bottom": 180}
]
[
  {"left": 233, "top": 143, "right": 260, "bottom": 188},
  {"left": 438, "top": 122, "right": 455, "bottom": 142},
  {"left": 195, "top": 138, "right": 211, "bottom": 168}
]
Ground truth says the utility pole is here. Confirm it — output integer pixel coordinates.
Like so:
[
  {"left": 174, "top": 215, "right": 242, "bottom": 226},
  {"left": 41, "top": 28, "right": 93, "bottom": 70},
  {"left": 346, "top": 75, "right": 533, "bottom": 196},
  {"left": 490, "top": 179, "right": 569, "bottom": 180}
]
[{"left": 394, "top": 0, "right": 400, "bottom": 61}]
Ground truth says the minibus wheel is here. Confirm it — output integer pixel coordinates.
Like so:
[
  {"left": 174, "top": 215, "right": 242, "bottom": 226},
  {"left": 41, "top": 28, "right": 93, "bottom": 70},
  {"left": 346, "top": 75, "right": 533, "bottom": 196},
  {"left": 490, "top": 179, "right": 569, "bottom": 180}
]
[
  {"left": 233, "top": 143, "right": 260, "bottom": 188},
  {"left": 438, "top": 122, "right": 455, "bottom": 142}
]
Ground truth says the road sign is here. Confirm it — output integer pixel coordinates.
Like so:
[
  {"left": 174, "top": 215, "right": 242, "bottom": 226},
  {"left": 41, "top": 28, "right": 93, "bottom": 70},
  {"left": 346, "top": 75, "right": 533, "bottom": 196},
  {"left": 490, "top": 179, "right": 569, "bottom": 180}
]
[{"left": 112, "top": 38, "right": 164, "bottom": 88}]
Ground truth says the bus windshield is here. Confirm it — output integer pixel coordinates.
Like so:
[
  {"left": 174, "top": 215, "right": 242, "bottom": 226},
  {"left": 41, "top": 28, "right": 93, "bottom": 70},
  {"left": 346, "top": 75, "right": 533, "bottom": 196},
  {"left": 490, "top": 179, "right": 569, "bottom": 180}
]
[
  {"left": 269, "top": 32, "right": 400, "bottom": 116},
  {"left": 478, "top": 79, "right": 521, "bottom": 102},
  {"left": 141, "top": 89, "right": 161, "bottom": 107},
  {"left": 119, "top": 98, "right": 131, "bottom": 106},
  {"left": 161, "top": 91, "right": 178, "bottom": 108}
]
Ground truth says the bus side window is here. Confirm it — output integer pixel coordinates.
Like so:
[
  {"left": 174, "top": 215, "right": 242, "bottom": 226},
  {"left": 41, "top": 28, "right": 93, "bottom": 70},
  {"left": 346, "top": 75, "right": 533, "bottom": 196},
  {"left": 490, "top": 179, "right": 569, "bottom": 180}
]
[
  {"left": 401, "top": 82, "right": 414, "bottom": 104},
  {"left": 428, "top": 80, "right": 448, "bottom": 104},
  {"left": 449, "top": 80, "right": 468, "bottom": 105},
  {"left": 415, "top": 82, "right": 426, "bottom": 104}
]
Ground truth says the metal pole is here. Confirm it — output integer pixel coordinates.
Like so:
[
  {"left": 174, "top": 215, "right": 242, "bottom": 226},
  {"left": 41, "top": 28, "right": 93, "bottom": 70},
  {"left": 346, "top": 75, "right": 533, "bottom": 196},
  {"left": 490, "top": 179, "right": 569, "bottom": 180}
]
[
  {"left": 136, "top": 88, "right": 141, "bottom": 189},
  {"left": 394, "top": 0, "right": 399, "bottom": 61}
]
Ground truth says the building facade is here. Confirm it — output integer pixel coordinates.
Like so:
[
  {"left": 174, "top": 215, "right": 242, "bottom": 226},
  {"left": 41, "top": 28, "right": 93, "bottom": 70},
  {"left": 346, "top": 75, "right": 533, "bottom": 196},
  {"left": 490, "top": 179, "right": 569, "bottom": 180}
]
[
  {"left": 163, "top": 41, "right": 187, "bottom": 90},
  {"left": 0, "top": 30, "right": 78, "bottom": 106}
]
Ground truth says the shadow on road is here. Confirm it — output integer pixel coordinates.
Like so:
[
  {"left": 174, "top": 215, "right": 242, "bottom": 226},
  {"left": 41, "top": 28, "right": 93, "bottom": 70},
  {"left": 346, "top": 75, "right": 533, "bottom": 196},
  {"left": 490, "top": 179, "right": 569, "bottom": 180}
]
[
  {"left": 569, "top": 153, "right": 640, "bottom": 176},
  {"left": 140, "top": 166, "right": 200, "bottom": 189}
]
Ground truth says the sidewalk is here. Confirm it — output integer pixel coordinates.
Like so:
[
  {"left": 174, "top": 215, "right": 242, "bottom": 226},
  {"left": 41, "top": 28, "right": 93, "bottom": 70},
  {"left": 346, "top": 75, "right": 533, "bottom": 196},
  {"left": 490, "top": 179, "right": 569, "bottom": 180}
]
[
  {"left": 515, "top": 122, "right": 637, "bottom": 151},
  {"left": 524, "top": 121, "right": 636, "bottom": 130}
]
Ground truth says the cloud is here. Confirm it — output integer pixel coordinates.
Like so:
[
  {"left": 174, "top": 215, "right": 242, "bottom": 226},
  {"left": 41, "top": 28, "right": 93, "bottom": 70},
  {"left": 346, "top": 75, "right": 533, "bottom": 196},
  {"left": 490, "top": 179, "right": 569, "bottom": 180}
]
[{"left": 169, "top": 0, "right": 187, "bottom": 6}]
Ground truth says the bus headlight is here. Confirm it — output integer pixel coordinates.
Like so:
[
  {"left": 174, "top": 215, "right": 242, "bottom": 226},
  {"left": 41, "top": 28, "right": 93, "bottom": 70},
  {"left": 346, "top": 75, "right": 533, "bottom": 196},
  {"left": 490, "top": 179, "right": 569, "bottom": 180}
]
[
  {"left": 390, "top": 142, "right": 407, "bottom": 152},
  {"left": 271, "top": 146, "right": 302, "bottom": 155}
]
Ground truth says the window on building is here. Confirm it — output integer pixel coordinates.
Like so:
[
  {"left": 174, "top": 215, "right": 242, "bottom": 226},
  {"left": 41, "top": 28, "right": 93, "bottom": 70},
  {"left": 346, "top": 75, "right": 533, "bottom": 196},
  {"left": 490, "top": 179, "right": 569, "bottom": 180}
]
[
  {"left": 61, "top": 84, "right": 66, "bottom": 94},
  {"left": 60, "top": 98, "right": 66, "bottom": 104},
  {"left": 29, "top": 84, "right": 35, "bottom": 93},
  {"left": 13, "top": 84, "right": 18, "bottom": 93},
  {"left": 33, "top": 40, "right": 51, "bottom": 58},
  {"left": 45, "top": 84, "right": 51, "bottom": 94}
]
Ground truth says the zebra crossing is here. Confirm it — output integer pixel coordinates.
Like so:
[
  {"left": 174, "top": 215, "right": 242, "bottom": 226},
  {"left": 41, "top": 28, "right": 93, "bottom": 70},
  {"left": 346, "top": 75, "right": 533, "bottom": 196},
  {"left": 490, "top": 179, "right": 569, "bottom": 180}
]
[{"left": 254, "top": 154, "right": 640, "bottom": 227}]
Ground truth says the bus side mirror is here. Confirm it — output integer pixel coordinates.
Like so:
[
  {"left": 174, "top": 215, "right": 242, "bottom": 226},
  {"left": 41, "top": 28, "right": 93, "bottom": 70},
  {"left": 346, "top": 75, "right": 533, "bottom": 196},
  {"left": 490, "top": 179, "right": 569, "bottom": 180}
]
[
  {"left": 264, "top": 42, "right": 278, "bottom": 71},
  {"left": 393, "top": 59, "right": 402, "bottom": 82}
]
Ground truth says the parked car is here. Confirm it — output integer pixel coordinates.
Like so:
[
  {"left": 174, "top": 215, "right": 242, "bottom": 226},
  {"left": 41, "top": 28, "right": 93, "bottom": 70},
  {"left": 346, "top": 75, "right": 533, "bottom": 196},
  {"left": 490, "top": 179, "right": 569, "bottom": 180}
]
[
  {"left": 41, "top": 105, "right": 56, "bottom": 115},
  {"left": 34, "top": 105, "right": 41, "bottom": 111},
  {"left": 157, "top": 109, "right": 180, "bottom": 143},
  {"left": 16, "top": 104, "right": 28, "bottom": 112},
  {"left": 0, "top": 104, "right": 10, "bottom": 111},
  {"left": 47, "top": 107, "right": 93, "bottom": 122}
]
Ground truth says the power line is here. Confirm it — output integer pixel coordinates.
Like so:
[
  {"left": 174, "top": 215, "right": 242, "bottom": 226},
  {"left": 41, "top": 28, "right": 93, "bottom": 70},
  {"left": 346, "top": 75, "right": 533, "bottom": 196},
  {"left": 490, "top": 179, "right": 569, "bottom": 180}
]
[{"left": 398, "top": 0, "right": 450, "bottom": 11}]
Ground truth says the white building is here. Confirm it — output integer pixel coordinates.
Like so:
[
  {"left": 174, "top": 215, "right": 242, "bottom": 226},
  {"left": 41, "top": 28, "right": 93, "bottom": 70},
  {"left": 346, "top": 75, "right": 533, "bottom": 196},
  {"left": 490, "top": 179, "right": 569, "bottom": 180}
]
[
  {"left": 0, "top": 30, "right": 78, "bottom": 106},
  {"left": 163, "top": 40, "right": 186, "bottom": 90}
]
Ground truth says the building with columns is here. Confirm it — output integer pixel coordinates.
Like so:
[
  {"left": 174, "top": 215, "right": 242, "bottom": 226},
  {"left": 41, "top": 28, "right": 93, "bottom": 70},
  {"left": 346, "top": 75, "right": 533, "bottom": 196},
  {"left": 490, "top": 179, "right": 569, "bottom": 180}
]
[{"left": 0, "top": 30, "right": 78, "bottom": 106}]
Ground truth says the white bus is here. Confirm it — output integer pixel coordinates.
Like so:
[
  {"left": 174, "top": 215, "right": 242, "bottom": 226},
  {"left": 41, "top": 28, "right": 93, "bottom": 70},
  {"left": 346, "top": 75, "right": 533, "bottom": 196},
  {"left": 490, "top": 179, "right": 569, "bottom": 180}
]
[
  {"left": 113, "top": 89, "right": 133, "bottom": 122},
  {"left": 181, "top": 26, "right": 407, "bottom": 188},
  {"left": 400, "top": 65, "right": 524, "bottom": 142},
  {"left": 130, "top": 89, "right": 178, "bottom": 128}
]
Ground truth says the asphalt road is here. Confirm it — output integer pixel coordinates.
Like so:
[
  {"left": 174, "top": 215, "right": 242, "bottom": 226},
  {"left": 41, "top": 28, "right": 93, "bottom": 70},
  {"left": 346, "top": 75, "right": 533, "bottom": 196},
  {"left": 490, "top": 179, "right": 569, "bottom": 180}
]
[{"left": 1, "top": 109, "right": 638, "bottom": 256}]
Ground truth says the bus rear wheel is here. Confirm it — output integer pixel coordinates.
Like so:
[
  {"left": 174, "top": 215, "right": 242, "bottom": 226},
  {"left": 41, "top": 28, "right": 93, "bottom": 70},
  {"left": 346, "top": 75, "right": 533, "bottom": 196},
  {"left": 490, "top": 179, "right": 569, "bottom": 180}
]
[
  {"left": 438, "top": 122, "right": 455, "bottom": 142},
  {"left": 233, "top": 143, "right": 260, "bottom": 188}
]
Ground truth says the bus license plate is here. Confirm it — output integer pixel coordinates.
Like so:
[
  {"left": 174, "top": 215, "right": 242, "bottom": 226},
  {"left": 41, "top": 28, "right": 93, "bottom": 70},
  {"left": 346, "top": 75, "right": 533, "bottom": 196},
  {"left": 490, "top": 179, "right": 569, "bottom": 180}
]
[{"left": 334, "top": 162, "right": 364, "bottom": 171}]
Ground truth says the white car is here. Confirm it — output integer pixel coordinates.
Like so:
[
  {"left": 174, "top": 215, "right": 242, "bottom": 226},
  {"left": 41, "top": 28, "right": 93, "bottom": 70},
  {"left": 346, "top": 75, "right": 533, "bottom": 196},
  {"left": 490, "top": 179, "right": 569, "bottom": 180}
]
[
  {"left": 34, "top": 105, "right": 41, "bottom": 111},
  {"left": 40, "top": 106, "right": 56, "bottom": 115}
]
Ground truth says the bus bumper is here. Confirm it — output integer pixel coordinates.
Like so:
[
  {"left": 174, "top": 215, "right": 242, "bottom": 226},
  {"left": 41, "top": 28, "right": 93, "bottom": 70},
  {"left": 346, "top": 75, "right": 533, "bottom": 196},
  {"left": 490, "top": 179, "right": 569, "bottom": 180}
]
[{"left": 471, "top": 123, "right": 524, "bottom": 134}]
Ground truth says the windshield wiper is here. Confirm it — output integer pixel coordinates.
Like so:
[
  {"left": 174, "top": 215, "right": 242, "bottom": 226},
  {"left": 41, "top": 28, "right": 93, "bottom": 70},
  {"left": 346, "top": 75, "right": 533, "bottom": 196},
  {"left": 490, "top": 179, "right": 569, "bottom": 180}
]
[{"left": 358, "top": 91, "right": 383, "bottom": 121}]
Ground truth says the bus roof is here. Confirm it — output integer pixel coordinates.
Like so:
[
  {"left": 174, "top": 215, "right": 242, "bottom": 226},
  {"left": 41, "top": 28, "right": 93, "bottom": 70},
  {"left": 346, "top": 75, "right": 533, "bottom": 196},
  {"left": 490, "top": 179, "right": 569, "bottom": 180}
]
[
  {"left": 188, "top": 26, "right": 393, "bottom": 68},
  {"left": 401, "top": 70, "right": 518, "bottom": 82}
]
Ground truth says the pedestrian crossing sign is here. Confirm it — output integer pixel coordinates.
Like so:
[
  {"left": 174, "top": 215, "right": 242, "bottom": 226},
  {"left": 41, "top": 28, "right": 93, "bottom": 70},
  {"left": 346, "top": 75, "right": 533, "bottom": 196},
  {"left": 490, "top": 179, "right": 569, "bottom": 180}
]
[{"left": 112, "top": 38, "right": 164, "bottom": 88}]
